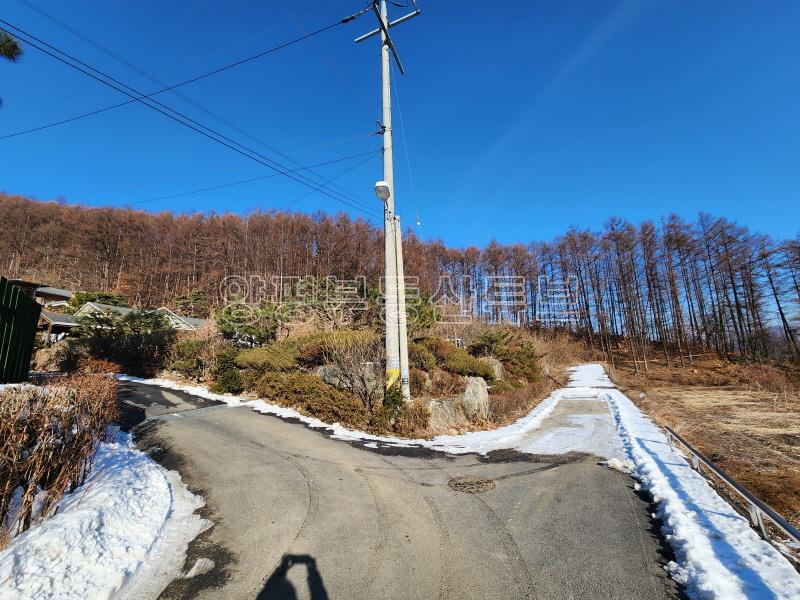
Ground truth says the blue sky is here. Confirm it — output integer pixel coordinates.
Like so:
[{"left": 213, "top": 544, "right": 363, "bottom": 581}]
[{"left": 1, "top": 0, "right": 798, "bottom": 248}]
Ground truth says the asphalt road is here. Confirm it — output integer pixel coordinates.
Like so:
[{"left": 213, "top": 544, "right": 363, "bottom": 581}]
[{"left": 120, "top": 381, "right": 681, "bottom": 600}]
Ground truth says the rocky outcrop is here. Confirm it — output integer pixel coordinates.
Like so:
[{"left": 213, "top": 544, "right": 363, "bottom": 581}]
[
  {"left": 426, "top": 376, "right": 489, "bottom": 430},
  {"left": 460, "top": 376, "right": 489, "bottom": 420}
]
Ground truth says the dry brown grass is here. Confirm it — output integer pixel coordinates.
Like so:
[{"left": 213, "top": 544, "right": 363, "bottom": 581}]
[
  {"left": 611, "top": 360, "right": 800, "bottom": 528},
  {"left": 0, "top": 375, "right": 118, "bottom": 548}
]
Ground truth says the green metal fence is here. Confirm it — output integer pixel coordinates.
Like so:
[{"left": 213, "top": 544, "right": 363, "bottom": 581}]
[{"left": 0, "top": 276, "right": 42, "bottom": 383}]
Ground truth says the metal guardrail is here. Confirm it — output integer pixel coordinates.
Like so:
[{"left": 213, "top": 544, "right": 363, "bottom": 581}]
[{"left": 664, "top": 426, "right": 800, "bottom": 546}]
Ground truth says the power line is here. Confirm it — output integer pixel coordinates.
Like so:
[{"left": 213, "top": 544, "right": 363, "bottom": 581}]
[
  {"left": 8, "top": 0, "right": 375, "bottom": 208},
  {"left": 280, "top": 151, "right": 378, "bottom": 210},
  {"left": 1, "top": 5, "right": 356, "bottom": 141},
  {"left": 115, "top": 149, "right": 380, "bottom": 208},
  {"left": 1, "top": 17, "right": 382, "bottom": 218},
  {"left": 391, "top": 62, "right": 421, "bottom": 227},
  {"left": 289, "top": 130, "right": 379, "bottom": 153}
]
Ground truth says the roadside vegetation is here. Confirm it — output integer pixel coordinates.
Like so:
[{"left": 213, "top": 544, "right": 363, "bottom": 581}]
[
  {"left": 608, "top": 351, "right": 800, "bottom": 529},
  {"left": 40, "top": 282, "right": 587, "bottom": 438},
  {"left": 165, "top": 314, "right": 586, "bottom": 436},
  {"left": 0, "top": 375, "right": 118, "bottom": 548}
]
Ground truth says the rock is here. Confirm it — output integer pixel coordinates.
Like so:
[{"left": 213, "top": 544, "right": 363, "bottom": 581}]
[
  {"left": 315, "top": 364, "right": 348, "bottom": 390},
  {"left": 460, "top": 376, "right": 489, "bottom": 420},
  {"left": 315, "top": 363, "right": 378, "bottom": 394},
  {"left": 426, "top": 398, "right": 467, "bottom": 430},
  {"left": 479, "top": 356, "right": 505, "bottom": 380},
  {"left": 427, "top": 376, "right": 490, "bottom": 430}
]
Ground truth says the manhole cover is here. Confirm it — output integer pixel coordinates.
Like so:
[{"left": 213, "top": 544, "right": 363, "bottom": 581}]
[{"left": 448, "top": 476, "right": 495, "bottom": 494}]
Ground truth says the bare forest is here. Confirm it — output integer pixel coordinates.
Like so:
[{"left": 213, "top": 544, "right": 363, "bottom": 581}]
[{"left": 2, "top": 193, "right": 799, "bottom": 367}]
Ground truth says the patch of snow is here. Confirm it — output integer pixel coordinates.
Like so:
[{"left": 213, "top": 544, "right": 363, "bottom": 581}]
[
  {"left": 183, "top": 557, "right": 215, "bottom": 579},
  {"left": 602, "top": 457, "right": 635, "bottom": 474},
  {"left": 566, "top": 363, "right": 614, "bottom": 388},
  {"left": 604, "top": 387, "right": 800, "bottom": 599},
  {"left": 0, "top": 433, "right": 207, "bottom": 600}
]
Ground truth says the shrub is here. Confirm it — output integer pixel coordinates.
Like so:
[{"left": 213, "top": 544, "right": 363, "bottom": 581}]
[
  {"left": 211, "top": 369, "right": 243, "bottom": 394},
  {"left": 255, "top": 372, "right": 369, "bottom": 429},
  {"left": 209, "top": 345, "right": 243, "bottom": 394},
  {"left": 419, "top": 337, "right": 457, "bottom": 362},
  {"left": 297, "top": 338, "right": 327, "bottom": 367},
  {"left": 294, "top": 330, "right": 373, "bottom": 367},
  {"left": 1, "top": 375, "right": 117, "bottom": 546},
  {"left": 322, "top": 330, "right": 383, "bottom": 410},
  {"left": 428, "top": 368, "right": 464, "bottom": 397},
  {"left": 77, "top": 356, "right": 122, "bottom": 374},
  {"left": 393, "top": 400, "right": 431, "bottom": 437},
  {"left": 216, "top": 300, "right": 279, "bottom": 347},
  {"left": 68, "top": 310, "right": 176, "bottom": 377},
  {"left": 441, "top": 349, "right": 495, "bottom": 380},
  {"left": 236, "top": 342, "right": 299, "bottom": 373},
  {"left": 408, "top": 342, "right": 436, "bottom": 371},
  {"left": 468, "top": 329, "right": 511, "bottom": 358},
  {"left": 409, "top": 368, "right": 430, "bottom": 396},
  {"left": 170, "top": 339, "right": 206, "bottom": 380},
  {"left": 488, "top": 379, "right": 515, "bottom": 395},
  {"left": 467, "top": 327, "right": 542, "bottom": 383}
]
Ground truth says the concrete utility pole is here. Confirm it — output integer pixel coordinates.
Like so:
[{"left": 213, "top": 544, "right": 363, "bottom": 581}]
[{"left": 356, "top": 0, "right": 419, "bottom": 402}]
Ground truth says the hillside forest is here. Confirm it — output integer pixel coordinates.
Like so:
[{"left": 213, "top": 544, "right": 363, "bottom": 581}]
[{"left": 2, "top": 193, "right": 799, "bottom": 368}]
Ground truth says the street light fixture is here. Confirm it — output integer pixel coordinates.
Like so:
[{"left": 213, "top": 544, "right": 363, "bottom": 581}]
[{"left": 375, "top": 180, "right": 391, "bottom": 202}]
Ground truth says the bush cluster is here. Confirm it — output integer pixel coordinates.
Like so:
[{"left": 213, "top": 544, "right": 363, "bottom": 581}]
[
  {"left": 236, "top": 342, "right": 300, "bottom": 373},
  {"left": 468, "top": 328, "right": 541, "bottom": 383},
  {"left": 1, "top": 375, "right": 118, "bottom": 546},
  {"left": 210, "top": 345, "right": 244, "bottom": 394},
  {"left": 58, "top": 310, "right": 176, "bottom": 377},
  {"left": 254, "top": 372, "right": 369, "bottom": 428},
  {"left": 170, "top": 339, "right": 207, "bottom": 380},
  {"left": 416, "top": 337, "right": 495, "bottom": 379},
  {"left": 408, "top": 342, "right": 436, "bottom": 371}
]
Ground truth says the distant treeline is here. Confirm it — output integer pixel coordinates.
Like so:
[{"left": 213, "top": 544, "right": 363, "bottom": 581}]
[{"left": 2, "top": 193, "right": 798, "bottom": 365}]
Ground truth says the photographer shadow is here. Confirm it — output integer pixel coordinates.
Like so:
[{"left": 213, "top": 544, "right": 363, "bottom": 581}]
[{"left": 258, "top": 554, "right": 329, "bottom": 600}]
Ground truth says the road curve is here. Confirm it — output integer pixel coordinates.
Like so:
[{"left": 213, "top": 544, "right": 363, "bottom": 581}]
[{"left": 122, "top": 381, "right": 680, "bottom": 600}]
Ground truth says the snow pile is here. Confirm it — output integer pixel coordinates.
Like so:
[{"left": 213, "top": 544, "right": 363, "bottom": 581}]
[
  {"left": 0, "top": 433, "right": 206, "bottom": 600},
  {"left": 604, "top": 386, "right": 800, "bottom": 599},
  {"left": 566, "top": 363, "right": 614, "bottom": 387}
]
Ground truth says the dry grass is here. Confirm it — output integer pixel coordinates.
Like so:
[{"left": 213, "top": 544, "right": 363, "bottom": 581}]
[
  {"left": 611, "top": 359, "right": 800, "bottom": 528},
  {"left": 488, "top": 378, "right": 559, "bottom": 424},
  {"left": 0, "top": 375, "right": 118, "bottom": 548}
]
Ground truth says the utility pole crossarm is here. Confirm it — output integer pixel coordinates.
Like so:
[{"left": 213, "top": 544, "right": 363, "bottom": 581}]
[{"left": 353, "top": 8, "right": 420, "bottom": 44}]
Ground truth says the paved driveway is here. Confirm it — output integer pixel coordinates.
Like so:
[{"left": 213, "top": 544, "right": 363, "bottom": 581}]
[{"left": 120, "top": 381, "right": 680, "bottom": 600}]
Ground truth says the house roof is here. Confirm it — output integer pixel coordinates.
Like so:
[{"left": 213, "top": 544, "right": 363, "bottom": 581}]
[
  {"left": 35, "top": 286, "right": 73, "bottom": 299},
  {"left": 76, "top": 302, "right": 134, "bottom": 316},
  {"left": 181, "top": 316, "right": 207, "bottom": 329},
  {"left": 72, "top": 302, "right": 206, "bottom": 330},
  {"left": 154, "top": 307, "right": 207, "bottom": 330},
  {"left": 40, "top": 310, "right": 78, "bottom": 327}
]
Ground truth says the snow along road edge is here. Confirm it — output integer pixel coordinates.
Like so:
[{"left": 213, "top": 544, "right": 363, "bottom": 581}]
[
  {"left": 0, "top": 432, "right": 208, "bottom": 600},
  {"left": 117, "top": 364, "right": 800, "bottom": 599}
]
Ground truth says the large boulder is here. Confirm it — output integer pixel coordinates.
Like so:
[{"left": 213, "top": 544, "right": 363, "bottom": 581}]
[
  {"left": 461, "top": 376, "right": 489, "bottom": 420},
  {"left": 479, "top": 356, "right": 505, "bottom": 380},
  {"left": 426, "top": 376, "right": 489, "bottom": 430},
  {"left": 426, "top": 398, "right": 468, "bottom": 430}
]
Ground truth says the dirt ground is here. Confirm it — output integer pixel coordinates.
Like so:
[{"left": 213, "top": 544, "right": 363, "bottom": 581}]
[{"left": 609, "top": 360, "right": 800, "bottom": 530}]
